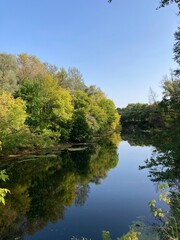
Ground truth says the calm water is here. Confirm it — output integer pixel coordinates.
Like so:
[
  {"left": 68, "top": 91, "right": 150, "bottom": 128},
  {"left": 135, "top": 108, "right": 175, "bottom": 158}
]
[{"left": 0, "top": 137, "right": 162, "bottom": 240}]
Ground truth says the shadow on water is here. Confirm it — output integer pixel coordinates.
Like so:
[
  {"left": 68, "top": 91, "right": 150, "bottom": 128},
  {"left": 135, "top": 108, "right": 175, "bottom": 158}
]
[{"left": 0, "top": 134, "right": 121, "bottom": 240}]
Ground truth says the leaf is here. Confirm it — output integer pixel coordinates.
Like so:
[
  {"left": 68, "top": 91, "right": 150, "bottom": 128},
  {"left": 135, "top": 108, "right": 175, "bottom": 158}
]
[
  {"left": 158, "top": 183, "right": 169, "bottom": 191},
  {"left": 158, "top": 212, "right": 165, "bottom": 217},
  {"left": 154, "top": 211, "right": 158, "bottom": 217},
  {"left": 163, "top": 197, "right": 171, "bottom": 204},
  {"left": 149, "top": 199, "right": 156, "bottom": 207},
  {"left": 0, "top": 170, "right": 9, "bottom": 182}
]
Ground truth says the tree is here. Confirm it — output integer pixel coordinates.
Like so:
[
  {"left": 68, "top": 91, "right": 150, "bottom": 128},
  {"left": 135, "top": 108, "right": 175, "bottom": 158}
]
[
  {"left": 0, "top": 53, "right": 18, "bottom": 93},
  {"left": 86, "top": 85, "right": 105, "bottom": 98},
  {"left": 70, "top": 110, "right": 93, "bottom": 142},
  {"left": 0, "top": 91, "right": 27, "bottom": 136},
  {"left": 17, "top": 53, "right": 47, "bottom": 83},
  {"left": 15, "top": 75, "right": 73, "bottom": 140},
  {"left": 160, "top": 75, "right": 180, "bottom": 127},
  {"left": 43, "top": 62, "right": 58, "bottom": 78},
  {"left": 0, "top": 91, "right": 28, "bottom": 154},
  {"left": 56, "top": 67, "right": 69, "bottom": 88},
  {"left": 56, "top": 67, "right": 86, "bottom": 93},
  {"left": 158, "top": 0, "right": 180, "bottom": 13},
  {"left": 99, "top": 98, "right": 117, "bottom": 129},
  {"left": 174, "top": 28, "right": 180, "bottom": 76},
  {"left": 67, "top": 67, "right": 86, "bottom": 92},
  {"left": 72, "top": 90, "right": 90, "bottom": 110}
]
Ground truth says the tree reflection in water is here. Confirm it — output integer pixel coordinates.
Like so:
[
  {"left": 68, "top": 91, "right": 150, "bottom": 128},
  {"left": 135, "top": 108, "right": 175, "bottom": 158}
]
[
  {"left": 0, "top": 134, "right": 121, "bottom": 240},
  {"left": 123, "top": 127, "right": 180, "bottom": 240}
]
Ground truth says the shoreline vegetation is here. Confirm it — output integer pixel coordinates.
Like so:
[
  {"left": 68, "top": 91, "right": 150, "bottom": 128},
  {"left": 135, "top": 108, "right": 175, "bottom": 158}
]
[
  {"left": 0, "top": 52, "right": 120, "bottom": 157},
  {"left": 0, "top": 131, "right": 118, "bottom": 160}
]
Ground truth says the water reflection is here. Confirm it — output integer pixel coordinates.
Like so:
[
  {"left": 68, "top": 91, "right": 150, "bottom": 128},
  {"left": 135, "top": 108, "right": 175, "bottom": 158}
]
[
  {"left": 0, "top": 134, "right": 121, "bottom": 240},
  {"left": 122, "top": 127, "right": 180, "bottom": 240},
  {"left": 122, "top": 127, "right": 180, "bottom": 188}
]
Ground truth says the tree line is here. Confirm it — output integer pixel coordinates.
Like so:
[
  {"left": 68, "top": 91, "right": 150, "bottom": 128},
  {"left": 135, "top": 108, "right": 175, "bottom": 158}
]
[
  {"left": 0, "top": 53, "right": 120, "bottom": 155},
  {"left": 118, "top": 74, "right": 179, "bottom": 132}
]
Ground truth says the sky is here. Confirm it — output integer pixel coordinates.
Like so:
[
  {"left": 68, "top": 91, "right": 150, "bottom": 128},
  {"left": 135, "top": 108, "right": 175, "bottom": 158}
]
[{"left": 0, "top": 0, "right": 179, "bottom": 107}]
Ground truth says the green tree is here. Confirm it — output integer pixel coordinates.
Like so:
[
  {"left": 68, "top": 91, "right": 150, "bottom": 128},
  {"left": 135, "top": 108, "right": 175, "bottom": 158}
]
[
  {"left": 73, "top": 90, "right": 90, "bottom": 110},
  {"left": 173, "top": 28, "right": 180, "bottom": 76},
  {"left": 99, "top": 98, "right": 117, "bottom": 131},
  {"left": 70, "top": 110, "right": 93, "bottom": 142},
  {"left": 56, "top": 67, "right": 68, "bottom": 88},
  {"left": 118, "top": 103, "right": 151, "bottom": 130},
  {"left": 56, "top": 67, "right": 86, "bottom": 93},
  {"left": 87, "top": 88, "right": 119, "bottom": 134},
  {"left": 160, "top": 74, "right": 180, "bottom": 128},
  {"left": 15, "top": 75, "right": 73, "bottom": 141},
  {"left": 67, "top": 67, "right": 86, "bottom": 93},
  {"left": 86, "top": 85, "right": 105, "bottom": 97}
]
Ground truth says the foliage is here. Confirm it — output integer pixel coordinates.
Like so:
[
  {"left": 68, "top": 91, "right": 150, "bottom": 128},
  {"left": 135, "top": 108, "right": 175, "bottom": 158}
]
[
  {"left": 0, "top": 91, "right": 27, "bottom": 134},
  {"left": 118, "top": 74, "right": 180, "bottom": 132},
  {"left": 0, "top": 91, "right": 28, "bottom": 154},
  {"left": 102, "top": 230, "right": 141, "bottom": 240},
  {"left": 157, "top": 0, "right": 180, "bottom": 14},
  {"left": 0, "top": 51, "right": 120, "bottom": 155},
  {"left": 149, "top": 184, "right": 180, "bottom": 240},
  {"left": 15, "top": 75, "right": 73, "bottom": 140},
  {"left": 17, "top": 53, "right": 47, "bottom": 82},
  {"left": 71, "top": 87, "right": 120, "bottom": 139},
  {"left": 73, "top": 90, "right": 90, "bottom": 110},
  {"left": 0, "top": 170, "right": 10, "bottom": 205},
  {"left": 67, "top": 67, "right": 87, "bottom": 93},
  {"left": 117, "top": 103, "right": 152, "bottom": 130},
  {"left": 70, "top": 110, "right": 93, "bottom": 142},
  {"left": 174, "top": 28, "right": 180, "bottom": 72},
  {"left": 56, "top": 67, "right": 86, "bottom": 93}
]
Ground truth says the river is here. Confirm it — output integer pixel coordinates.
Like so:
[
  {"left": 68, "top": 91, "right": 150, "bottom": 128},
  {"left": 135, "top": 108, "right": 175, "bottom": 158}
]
[{"left": 0, "top": 132, "right": 177, "bottom": 240}]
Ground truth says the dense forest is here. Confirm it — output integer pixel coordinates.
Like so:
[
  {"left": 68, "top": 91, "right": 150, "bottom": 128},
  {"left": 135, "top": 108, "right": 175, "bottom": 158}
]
[{"left": 0, "top": 53, "right": 120, "bottom": 155}]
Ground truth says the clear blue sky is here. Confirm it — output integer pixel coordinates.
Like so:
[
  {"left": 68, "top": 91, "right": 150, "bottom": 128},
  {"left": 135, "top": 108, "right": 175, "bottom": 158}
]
[{"left": 0, "top": 0, "right": 179, "bottom": 107}]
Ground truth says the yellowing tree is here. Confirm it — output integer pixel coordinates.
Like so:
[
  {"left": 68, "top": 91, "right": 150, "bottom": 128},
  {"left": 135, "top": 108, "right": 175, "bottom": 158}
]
[
  {"left": 15, "top": 75, "right": 73, "bottom": 140},
  {"left": 0, "top": 92, "right": 27, "bottom": 135}
]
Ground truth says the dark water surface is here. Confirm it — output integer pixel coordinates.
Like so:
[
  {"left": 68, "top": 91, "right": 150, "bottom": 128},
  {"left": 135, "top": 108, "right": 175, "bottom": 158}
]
[{"left": 0, "top": 137, "right": 162, "bottom": 240}]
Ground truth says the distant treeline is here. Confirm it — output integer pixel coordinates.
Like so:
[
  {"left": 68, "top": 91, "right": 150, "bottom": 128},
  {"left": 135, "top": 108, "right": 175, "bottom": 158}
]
[
  {"left": 117, "top": 76, "right": 180, "bottom": 131},
  {"left": 0, "top": 53, "right": 120, "bottom": 155}
]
